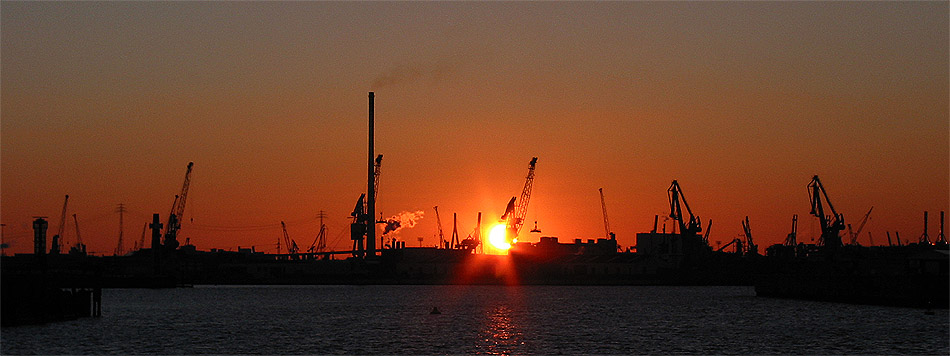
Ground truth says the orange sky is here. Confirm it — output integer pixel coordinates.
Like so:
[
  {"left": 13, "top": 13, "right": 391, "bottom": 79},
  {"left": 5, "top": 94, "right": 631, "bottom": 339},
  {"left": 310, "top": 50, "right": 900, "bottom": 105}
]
[{"left": 2, "top": 2, "right": 947, "bottom": 255}]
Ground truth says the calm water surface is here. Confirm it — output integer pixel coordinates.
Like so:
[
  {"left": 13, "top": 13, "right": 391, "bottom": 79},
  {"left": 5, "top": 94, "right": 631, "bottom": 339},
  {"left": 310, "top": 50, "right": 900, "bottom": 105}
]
[{"left": 2, "top": 285, "right": 947, "bottom": 354}]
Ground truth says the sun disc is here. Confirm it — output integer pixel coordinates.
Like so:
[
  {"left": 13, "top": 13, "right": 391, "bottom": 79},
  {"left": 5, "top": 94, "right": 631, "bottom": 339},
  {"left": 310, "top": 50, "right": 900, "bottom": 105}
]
[{"left": 488, "top": 224, "right": 511, "bottom": 250}]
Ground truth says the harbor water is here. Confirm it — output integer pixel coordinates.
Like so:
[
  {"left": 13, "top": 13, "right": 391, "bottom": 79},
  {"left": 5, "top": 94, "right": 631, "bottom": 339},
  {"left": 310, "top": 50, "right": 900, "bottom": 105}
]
[{"left": 2, "top": 285, "right": 947, "bottom": 354}]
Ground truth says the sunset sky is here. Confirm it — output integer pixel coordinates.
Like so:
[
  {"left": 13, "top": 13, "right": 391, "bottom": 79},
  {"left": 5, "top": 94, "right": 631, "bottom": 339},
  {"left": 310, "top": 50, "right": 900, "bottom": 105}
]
[{"left": 2, "top": 1, "right": 947, "bottom": 255}]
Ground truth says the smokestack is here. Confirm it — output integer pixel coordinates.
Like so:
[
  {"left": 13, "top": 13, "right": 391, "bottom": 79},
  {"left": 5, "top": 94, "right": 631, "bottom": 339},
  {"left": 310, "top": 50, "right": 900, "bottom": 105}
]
[
  {"left": 33, "top": 218, "right": 48, "bottom": 256},
  {"left": 366, "top": 92, "right": 376, "bottom": 256}
]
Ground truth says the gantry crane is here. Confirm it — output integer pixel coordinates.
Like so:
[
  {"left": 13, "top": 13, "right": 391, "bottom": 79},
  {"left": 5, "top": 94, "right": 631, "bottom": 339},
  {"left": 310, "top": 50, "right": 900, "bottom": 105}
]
[
  {"left": 51, "top": 194, "right": 69, "bottom": 255},
  {"left": 848, "top": 207, "right": 873, "bottom": 245},
  {"left": 164, "top": 162, "right": 194, "bottom": 251},
  {"left": 599, "top": 188, "right": 615, "bottom": 240},
  {"left": 500, "top": 157, "right": 538, "bottom": 242},
  {"left": 807, "top": 175, "right": 845, "bottom": 248},
  {"left": 668, "top": 180, "right": 701, "bottom": 236}
]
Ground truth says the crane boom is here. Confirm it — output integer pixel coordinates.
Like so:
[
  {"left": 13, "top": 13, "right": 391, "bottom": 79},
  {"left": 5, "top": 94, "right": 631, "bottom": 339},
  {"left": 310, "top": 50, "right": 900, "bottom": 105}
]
[
  {"left": 72, "top": 213, "right": 83, "bottom": 245},
  {"left": 599, "top": 188, "right": 614, "bottom": 240},
  {"left": 164, "top": 162, "right": 194, "bottom": 250},
  {"left": 503, "top": 157, "right": 538, "bottom": 242},
  {"left": 807, "top": 175, "right": 845, "bottom": 248},
  {"left": 850, "top": 207, "right": 874, "bottom": 245},
  {"left": 373, "top": 154, "right": 382, "bottom": 199}
]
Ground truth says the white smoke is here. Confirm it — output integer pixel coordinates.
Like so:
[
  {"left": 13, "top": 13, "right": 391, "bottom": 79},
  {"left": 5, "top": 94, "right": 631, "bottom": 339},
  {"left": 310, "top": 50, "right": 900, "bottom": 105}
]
[{"left": 381, "top": 210, "right": 425, "bottom": 236}]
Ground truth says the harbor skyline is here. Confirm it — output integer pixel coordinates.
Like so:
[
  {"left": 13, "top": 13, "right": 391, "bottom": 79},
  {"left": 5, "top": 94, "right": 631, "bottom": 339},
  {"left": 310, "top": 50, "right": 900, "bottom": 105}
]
[{"left": 2, "top": 1, "right": 947, "bottom": 255}]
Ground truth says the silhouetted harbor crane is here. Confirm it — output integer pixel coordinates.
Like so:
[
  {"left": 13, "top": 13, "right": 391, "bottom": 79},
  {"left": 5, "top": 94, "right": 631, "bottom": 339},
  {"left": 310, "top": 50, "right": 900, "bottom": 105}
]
[
  {"left": 667, "top": 180, "right": 701, "bottom": 237},
  {"left": 807, "top": 175, "right": 845, "bottom": 248},
  {"left": 500, "top": 157, "right": 538, "bottom": 243},
  {"left": 163, "top": 162, "right": 194, "bottom": 251}
]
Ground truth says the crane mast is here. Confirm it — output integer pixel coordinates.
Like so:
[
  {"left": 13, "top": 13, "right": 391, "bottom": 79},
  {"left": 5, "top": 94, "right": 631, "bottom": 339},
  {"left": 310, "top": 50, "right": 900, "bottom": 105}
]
[
  {"left": 668, "top": 180, "right": 701, "bottom": 236},
  {"left": 501, "top": 157, "right": 538, "bottom": 242},
  {"left": 807, "top": 175, "right": 844, "bottom": 248},
  {"left": 164, "top": 162, "right": 194, "bottom": 251}
]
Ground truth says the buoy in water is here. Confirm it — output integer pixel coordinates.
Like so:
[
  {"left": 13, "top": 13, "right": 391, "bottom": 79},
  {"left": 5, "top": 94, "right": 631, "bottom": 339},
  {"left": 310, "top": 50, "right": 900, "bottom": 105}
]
[{"left": 430, "top": 307, "right": 441, "bottom": 315}]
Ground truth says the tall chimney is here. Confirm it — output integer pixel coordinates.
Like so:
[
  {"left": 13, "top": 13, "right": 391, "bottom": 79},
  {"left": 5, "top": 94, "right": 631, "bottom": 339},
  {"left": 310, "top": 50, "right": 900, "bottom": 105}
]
[
  {"left": 33, "top": 218, "right": 48, "bottom": 256},
  {"left": 366, "top": 92, "right": 376, "bottom": 256}
]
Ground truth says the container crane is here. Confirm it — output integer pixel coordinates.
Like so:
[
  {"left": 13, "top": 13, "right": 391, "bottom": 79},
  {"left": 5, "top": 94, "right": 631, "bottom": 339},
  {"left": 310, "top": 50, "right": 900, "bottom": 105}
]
[
  {"left": 599, "top": 188, "right": 615, "bottom": 240},
  {"left": 50, "top": 195, "right": 69, "bottom": 255},
  {"left": 807, "top": 175, "right": 844, "bottom": 248},
  {"left": 164, "top": 162, "right": 194, "bottom": 251},
  {"left": 668, "top": 180, "right": 701, "bottom": 236},
  {"left": 848, "top": 207, "right": 873, "bottom": 245},
  {"left": 500, "top": 157, "right": 538, "bottom": 243}
]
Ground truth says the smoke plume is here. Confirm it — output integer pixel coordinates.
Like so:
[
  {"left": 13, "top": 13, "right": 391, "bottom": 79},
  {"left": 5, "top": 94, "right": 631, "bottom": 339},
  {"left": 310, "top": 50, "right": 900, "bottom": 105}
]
[{"left": 381, "top": 210, "right": 425, "bottom": 236}]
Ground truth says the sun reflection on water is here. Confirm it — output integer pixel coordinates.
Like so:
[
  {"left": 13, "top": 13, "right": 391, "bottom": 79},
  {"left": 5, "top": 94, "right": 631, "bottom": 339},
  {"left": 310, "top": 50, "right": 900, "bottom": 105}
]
[{"left": 479, "top": 304, "right": 527, "bottom": 355}]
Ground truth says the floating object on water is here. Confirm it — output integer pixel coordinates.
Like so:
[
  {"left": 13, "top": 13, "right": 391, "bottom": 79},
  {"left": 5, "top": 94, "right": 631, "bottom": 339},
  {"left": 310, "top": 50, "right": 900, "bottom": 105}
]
[{"left": 430, "top": 307, "right": 441, "bottom": 315}]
